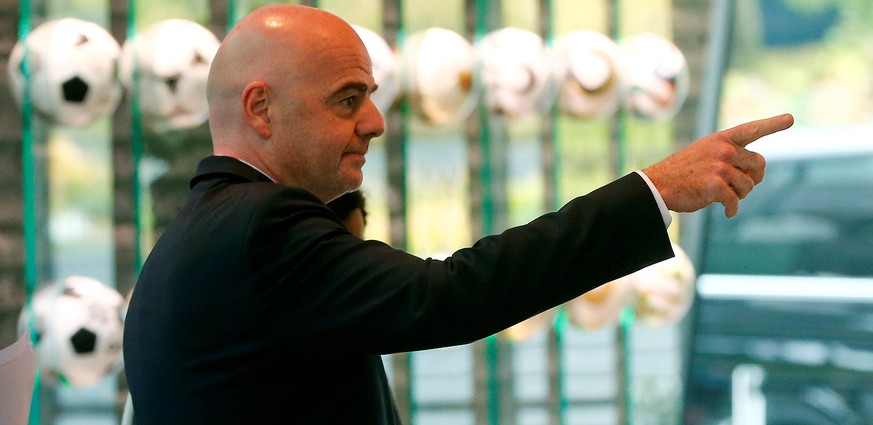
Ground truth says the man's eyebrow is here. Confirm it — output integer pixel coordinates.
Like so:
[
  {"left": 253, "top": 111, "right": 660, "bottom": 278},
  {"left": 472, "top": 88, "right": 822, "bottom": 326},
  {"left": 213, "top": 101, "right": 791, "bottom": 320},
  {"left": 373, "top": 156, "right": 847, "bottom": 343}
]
[{"left": 334, "top": 82, "right": 376, "bottom": 96}]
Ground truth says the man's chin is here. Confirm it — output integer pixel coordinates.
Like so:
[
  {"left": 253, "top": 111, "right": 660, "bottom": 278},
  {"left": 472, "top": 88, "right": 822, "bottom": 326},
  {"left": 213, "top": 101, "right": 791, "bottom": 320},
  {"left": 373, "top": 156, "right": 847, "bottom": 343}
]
[{"left": 342, "top": 167, "right": 364, "bottom": 185}]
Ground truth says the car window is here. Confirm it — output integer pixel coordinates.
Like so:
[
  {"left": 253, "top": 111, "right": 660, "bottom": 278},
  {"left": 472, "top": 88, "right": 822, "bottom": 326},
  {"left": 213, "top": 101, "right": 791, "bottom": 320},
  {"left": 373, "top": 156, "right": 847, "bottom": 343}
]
[{"left": 701, "top": 153, "right": 873, "bottom": 277}]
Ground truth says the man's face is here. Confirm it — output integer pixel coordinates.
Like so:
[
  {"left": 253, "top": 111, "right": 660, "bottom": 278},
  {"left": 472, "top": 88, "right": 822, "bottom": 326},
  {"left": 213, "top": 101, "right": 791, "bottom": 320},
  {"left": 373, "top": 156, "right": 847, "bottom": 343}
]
[{"left": 268, "top": 32, "right": 385, "bottom": 201}]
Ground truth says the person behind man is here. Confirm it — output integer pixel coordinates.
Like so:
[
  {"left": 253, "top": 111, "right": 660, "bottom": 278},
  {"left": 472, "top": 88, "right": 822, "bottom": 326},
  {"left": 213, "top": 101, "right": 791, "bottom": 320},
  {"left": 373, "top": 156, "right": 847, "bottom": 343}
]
[
  {"left": 123, "top": 4, "right": 794, "bottom": 424},
  {"left": 327, "top": 190, "right": 367, "bottom": 239}
]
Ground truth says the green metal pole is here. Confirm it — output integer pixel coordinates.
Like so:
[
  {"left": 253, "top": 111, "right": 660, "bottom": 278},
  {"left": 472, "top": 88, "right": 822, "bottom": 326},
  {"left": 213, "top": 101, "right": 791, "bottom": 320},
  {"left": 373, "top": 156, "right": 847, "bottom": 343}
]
[
  {"left": 126, "top": 0, "right": 145, "bottom": 273},
  {"left": 553, "top": 308, "right": 568, "bottom": 425},
  {"left": 471, "top": 0, "right": 503, "bottom": 423},
  {"left": 381, "top": 0, "right": 413, "bottom": 421},
  {"left": 619, "top": 307, "right": 635, "bottom": 425},
  {"left": 542, "top": 0, "right": 560, "bottom": 213},
  {"left": 536, "top": 1, "right": 566, "bottom": 424},
  {"left": 227, "top": 0, "right": 237, "bottom": 31},
  {"left": 608, "top": 1, "right": 633, "bottom": 424},
  {"left": 18, "top": 1, "right": 40, "bottom": 423},
  {"left": 19, "top": 0, "right": 35, "bottom": 305},
  {"left": 611, "top": 0, "right": 627, "bottom": 179},
  {"left": 535, "top": 1, "right": 567, "bottom": 423},
  {"left": 474, "top": 0, "right": 494, "bottom": 234}
]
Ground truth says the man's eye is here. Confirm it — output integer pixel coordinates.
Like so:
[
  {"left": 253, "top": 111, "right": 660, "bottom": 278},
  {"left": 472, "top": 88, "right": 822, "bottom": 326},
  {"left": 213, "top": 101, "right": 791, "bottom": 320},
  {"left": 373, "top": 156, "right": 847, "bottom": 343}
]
[{"left": 341, "top": 96, "right": 357, "bottom": 107}]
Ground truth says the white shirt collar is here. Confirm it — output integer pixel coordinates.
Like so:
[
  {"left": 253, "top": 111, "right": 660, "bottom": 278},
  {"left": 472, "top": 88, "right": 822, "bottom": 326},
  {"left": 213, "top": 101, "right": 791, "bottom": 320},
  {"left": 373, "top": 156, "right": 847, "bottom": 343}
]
[{"left": 233, "top": 157, "right": 276, "bottom": 183}]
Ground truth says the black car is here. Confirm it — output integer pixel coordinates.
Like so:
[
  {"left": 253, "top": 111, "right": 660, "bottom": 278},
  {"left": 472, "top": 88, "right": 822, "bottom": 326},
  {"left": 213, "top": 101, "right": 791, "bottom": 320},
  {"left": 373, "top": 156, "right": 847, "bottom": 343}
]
[{"left": 683, "top": 126, "right": 873, "bottom": 425}]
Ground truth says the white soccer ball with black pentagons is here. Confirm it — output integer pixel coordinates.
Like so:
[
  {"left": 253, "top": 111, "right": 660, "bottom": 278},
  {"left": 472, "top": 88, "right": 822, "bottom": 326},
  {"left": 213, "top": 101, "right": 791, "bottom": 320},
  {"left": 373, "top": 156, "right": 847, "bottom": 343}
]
[
  {"left": 352, "top": 25, "right": 399, "bottom": 115},
  {"left": 621, "top": 33, "right": 689, "bottom": 120},
  {"left": 478, "top": 27, "right": 554, "bottom": 118},
  {"left": 7, "top": 18, "right": 123, "bottom": 127},
  {"left": 18, "top": 276, "right": 125, "bottom": 387},
  {"left": 120, "top": 19, "right": 219, "bottom": 132},
  {"left": 553, "top": 30, "right": 629, "bottom": 119}
]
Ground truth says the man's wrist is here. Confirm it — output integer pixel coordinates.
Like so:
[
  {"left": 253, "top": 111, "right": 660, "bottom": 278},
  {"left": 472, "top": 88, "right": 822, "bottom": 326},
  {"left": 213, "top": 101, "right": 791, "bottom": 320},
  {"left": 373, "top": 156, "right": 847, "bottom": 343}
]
[{"left": 635, "top": 170, "right": 672, "bottom": 228}]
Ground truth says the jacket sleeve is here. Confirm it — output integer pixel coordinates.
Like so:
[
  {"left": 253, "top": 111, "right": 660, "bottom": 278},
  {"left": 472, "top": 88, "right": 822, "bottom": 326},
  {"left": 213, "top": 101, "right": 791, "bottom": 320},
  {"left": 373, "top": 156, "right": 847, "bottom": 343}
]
[{"left": 250, "top": 172, "right": 674, "bottom": 354}]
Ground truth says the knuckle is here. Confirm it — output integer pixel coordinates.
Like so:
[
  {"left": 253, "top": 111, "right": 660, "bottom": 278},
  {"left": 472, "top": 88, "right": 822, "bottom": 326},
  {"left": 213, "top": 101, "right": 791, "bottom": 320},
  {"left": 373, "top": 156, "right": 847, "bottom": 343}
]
[
  {"left": 736, "top": 183, "right": 752, "bottom": 199},
  {"left": 706, "top": 179, "right": 726, "bottom": 196},
  {"left": 755, "top": 152, "right": 766, "bottom": 168},
  {"left": 712, "top": 161, "right": 733, "bottom": 178},
  {"left": 747, "top": 122, "right": 762, "bottom": 135},
  {"left": 719, "top": 143, "right": 737, "bottom": 160},
  {"left": 753, "top": 171, "right": 765, "bottom": 184}
]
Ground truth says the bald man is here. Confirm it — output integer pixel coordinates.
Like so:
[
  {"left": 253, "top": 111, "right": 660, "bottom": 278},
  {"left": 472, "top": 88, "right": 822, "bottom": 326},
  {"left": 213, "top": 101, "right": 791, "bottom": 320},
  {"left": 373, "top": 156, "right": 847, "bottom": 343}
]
[{"left": 123, "top": 4, "right": 793, "bottom": 424}]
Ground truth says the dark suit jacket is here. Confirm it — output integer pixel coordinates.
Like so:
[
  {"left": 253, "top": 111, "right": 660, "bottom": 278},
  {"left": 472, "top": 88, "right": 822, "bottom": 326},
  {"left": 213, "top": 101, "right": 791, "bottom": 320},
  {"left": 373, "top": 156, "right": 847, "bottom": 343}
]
[{"left": 123, "top": 156, "right": 673, "bottom": 424}]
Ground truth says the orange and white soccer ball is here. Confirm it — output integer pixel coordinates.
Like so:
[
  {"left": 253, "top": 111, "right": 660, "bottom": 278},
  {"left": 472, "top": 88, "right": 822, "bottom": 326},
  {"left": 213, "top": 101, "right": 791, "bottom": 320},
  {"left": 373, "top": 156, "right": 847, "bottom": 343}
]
[
  {"left": 630, "top": 243, "right": 696, "bottom": 327},
  {"left": 566, "top": 275, "right": 634, "bottom": 330},
  {"left": 352, "top": 25, "right": 399, "bottom": 115},
  {"left": 621, "top": 33, "right": 689, "bottom": 120},
  {"left": 401, "top": 28, "right": 477, "bottom": 125},
  {"left": 477, "top": 27, "right": 554, "bottom": 118},
  {"left": 553, "top": 30, "right": 629, "bottom": 119}
]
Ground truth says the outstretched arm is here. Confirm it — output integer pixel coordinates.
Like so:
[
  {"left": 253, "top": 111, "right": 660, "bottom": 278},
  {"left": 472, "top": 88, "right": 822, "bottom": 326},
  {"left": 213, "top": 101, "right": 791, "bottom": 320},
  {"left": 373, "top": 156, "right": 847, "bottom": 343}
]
[{"left": 643, "top": 113, "right": 794, "bottom": 218}]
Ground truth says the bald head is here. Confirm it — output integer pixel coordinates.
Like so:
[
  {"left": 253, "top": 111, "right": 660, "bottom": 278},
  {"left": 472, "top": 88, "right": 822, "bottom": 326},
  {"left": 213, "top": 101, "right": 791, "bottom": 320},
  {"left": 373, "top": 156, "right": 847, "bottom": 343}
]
[{"left": 206, "top": 5, "right": 367, "bottom": 154}]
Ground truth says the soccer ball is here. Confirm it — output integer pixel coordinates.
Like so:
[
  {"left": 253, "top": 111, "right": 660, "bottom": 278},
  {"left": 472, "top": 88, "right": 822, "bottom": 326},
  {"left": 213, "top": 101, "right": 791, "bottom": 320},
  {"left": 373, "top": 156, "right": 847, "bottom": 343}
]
[
  {"left": 630, "top": 243, "right": 696, "bottom": 327},
  {"left": 401, "top": 28, "right": 477, "bottom": 125},
  {"left": 621, "top": 33, "right": 689, "bottom": 120},
  {"left": 352, "top": 25, "right": 399, "bottom": 115},
  {"left": 566, "top": 275, "right": 633, "bottom": 330},
  {"left": 477, "top": 27, "right": 554, "bottom": 118},
  {"left": 119, "top": 19, "right": 220, "bottom": 132},
  {"left": 553, "top": 30, "right": 629, "bottom": 119},
  {"left": 7, "top": 18, "right": 123, "bottom": 127},
  {"left": 18, "top": 276, "right": 125, "bottom": 387}
]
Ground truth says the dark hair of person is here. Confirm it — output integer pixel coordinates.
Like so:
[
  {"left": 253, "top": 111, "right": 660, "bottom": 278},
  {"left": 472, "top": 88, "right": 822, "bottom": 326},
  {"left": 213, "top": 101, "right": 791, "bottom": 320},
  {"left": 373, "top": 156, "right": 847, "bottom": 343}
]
[{"left": 327, "top": 190, "right": 367, "bottom": 223}]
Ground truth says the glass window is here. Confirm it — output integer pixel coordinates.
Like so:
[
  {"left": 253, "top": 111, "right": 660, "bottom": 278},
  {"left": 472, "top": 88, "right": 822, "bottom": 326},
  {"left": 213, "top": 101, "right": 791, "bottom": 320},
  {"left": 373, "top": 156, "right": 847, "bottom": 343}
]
[{"left": 702, "top": 153, "right": 873, "bottom": 277}]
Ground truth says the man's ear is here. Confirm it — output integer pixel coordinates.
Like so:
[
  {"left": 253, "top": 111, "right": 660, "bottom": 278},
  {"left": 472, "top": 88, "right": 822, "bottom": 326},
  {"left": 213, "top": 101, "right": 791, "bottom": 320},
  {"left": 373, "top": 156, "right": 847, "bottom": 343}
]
[{"left": 242, "top": 81, "right": 272, "bottom": 138}]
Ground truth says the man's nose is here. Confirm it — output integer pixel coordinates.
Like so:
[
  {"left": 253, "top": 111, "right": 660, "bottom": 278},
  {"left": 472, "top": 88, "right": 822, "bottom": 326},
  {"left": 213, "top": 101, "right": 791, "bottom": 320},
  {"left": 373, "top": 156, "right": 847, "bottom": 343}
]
[{"left": 358, "top": 97, "right": 385, "bottom": 140}]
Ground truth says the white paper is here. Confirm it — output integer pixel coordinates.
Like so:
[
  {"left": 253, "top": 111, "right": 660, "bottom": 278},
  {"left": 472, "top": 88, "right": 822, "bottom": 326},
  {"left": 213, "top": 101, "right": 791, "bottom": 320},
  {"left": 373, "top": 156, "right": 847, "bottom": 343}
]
[{"left": 0, "top": 331, "right": 38, "bottom": 425}]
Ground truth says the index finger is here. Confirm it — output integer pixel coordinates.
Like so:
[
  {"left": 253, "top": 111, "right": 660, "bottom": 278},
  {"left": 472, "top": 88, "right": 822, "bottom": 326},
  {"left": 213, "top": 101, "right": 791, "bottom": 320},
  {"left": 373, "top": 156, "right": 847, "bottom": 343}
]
[{"left": 722, "top": 113, "right": 795, "bottom": 147}]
